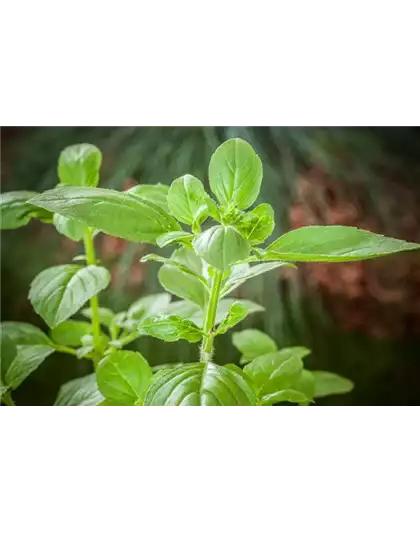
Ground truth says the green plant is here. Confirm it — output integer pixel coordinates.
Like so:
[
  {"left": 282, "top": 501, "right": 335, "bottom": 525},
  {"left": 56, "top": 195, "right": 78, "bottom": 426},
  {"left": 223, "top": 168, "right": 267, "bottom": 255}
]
[{"left": 1, "top": 139, "right": 419, "bottom": 406}]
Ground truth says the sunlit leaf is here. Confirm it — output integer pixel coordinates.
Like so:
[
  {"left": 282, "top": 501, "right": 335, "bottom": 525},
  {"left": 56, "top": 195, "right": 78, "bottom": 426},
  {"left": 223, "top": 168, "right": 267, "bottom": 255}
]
[
  {"left": 50, "top": 320, "right": 92, "bottom": 347},
  {"left": 232, "top": 328, "right": 277, "bottom": 361},
  {"left": 215, "top": 302, "right": 248, "bottom": 335},
  {"left": 138, "top": 315, "right": 204, "bottom": 342},
  {"left": 167, "top": 175, "right": 210, "bottom": 225},
  {"left": 312, "top": 371, "right": 354, "bottom": 398},
  {"left": 54, "top": 373, "right": 104, "bottom": 406},
  {"left": 0, "top": 191, "right": 52, "bottom": 229},
  {"left": 235, "top": 203, "right": 275, "bottom": 244},
  {"left": 53, "top": 213, "right": 87, "bottom": 242},
  {"left": 58, "top": 144, "right": 102, "bottom": 187}
]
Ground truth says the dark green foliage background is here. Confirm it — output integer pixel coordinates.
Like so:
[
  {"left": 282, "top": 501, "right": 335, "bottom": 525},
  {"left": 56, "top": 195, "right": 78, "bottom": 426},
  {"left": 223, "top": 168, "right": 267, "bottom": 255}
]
[{"left": 2, "top": 127, "right": 420, "bottom": 405}]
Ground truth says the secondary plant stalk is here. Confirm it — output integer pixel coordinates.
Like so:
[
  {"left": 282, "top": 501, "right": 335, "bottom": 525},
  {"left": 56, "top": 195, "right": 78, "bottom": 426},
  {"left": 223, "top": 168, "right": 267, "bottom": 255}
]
[
  {"left": 200, "top": 269, "right": 224, "bottom": 363},
  {"left": 83, "top": 228, "right": 102, "bottom": 365},
  {"left": 2, "top": 390, "right": 15, "bottom": 406}
]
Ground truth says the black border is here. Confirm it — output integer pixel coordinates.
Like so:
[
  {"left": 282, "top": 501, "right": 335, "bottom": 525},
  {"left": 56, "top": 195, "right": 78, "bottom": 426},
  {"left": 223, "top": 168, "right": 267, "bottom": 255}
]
[{"left": 0, "top": 407, "right": 420, "bottom": 433}]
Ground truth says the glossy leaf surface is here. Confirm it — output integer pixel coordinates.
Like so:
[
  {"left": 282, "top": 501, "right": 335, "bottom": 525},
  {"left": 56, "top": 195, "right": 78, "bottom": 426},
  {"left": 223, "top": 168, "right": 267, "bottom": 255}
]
[
  {"left": 55, "top": 373, "right": 104, "bottom": 406},
  {"left": 215, "top": 302, "right": 248, "bottom": 335},
  {"left": 156, "top": 231, "right": 194, "bottom": 248},
  {"left": 58, "top": 144, "right": 102, "bottom": 187},
  {"left": 235, "top": 203, "right": 275, "bottom": 244},
  {"left": 222, "top": 261, "right": 294, "bottom": 296},
  {"left": 50, "top": 320, "right": 92, "bottom": 347},
  {"left": 0, "top": 191, "right": 52, "bottom": 229},
  {"left": 167, "top": 175, "right": 209, "bottom": 225},
  {"left": 4, "top": 345, "right": 55, "bottom": 390},
  {"left": 53, "top": 213, "right": 87, "bottom": 242},
  {"left": 313, "top": 371, "right": 354, "bottom": 398},
  {"left": 127, "top": 183, "right": 169, "bottom": 209},
  {"left": 138, "top": 315, "right": 204, "bottom": 342},
  {"left": 232, "top": 328, "right": 277, "bottom": 361},
  {"left": 261, "top": 389, "right": 310, "bottom": 406}
]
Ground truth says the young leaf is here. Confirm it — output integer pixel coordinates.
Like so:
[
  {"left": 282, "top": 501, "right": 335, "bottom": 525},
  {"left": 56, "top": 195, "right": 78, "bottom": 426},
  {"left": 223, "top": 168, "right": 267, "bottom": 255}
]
[
  {"left": 0, "top": 321, "right": 52, "bottom": 346},
  {"left": 138, "top": 315, "right": 204, "bottom": 342},
  {"left": 156, "top": 231, "right": 194, "bottom": 248},
  {"left": 127, "top": 183, "right": 169, "bottom": 209},
  {"left": 80, "top": 307, "right": 115, "bottom": 327},
  {"left": 266, "top": 225, "right": 420, "bottom": 262},
  {"left": 221, "top": 261, "right": 295, "bottom": 296},
  {"left": 54, "top": 373, "right": 104, "bottom": 406},
  {"left": 167, "top": 175, "right": 210, "bottom": 225},
  {"left": 142, "top": 254, "right": 208, "bottom": 286},
  {"left": 187, "top": 298, "right": 264, "bottom": 327},
  {"left": 53, "top": 213, "right": 88, "bottom": 242},
  {"left": 243, "top": 350, "right": 304, "bottom": 395},
  {"left": 164, "top": 300, "right": 201, "bottom": 319},
  {"left": 3, "top": 345, "right": 55, "bottom": 390},
  {"left": 28, "top": 186, "right": 181, "bottom": 244},
  {"left": 232, "top": 329, "right": 278, "bottom": 361},
  {"left": 293, "top": 369, "right": 316, "bottom": 402},
  {"left": 209, "top": 138, "right": 263, "bottom": 210},
  {"left": 312, "top": 371, "right": 354, "bottom": 398},
  {"left": 144, "top": 362, "right": 257, "bottom": 406},
  {"left": 215, "top": 302, "right": 248, "bottom": 335},
  {"left": 261, "top": 389, "right": 310, "bottom": 406},
  {"left": 127, "top": 293, "right": 172, "bottom": 320},
  {"left": 0, "top": 191, "right": 52, "bottom": 229},
  {"left": 158, "top": 248, "right": 209, "bottom": 308},
  {"left": 50, "top": 320, "right": 92, "bottom": 347},
  {"left": 29, "top": 264, "right": 110, "bottom": 328},
  {"left": 235, "top": 203, "right": 275, "bottom": 244},
  {"left": 193, "top": 225, "right": 250, "bottom": 271},
  {"left": 96, "top": 350, "right": 153, "bottom": 404},
  {"left": 58, "top": 144, "right": 102, "bottom": 187}
]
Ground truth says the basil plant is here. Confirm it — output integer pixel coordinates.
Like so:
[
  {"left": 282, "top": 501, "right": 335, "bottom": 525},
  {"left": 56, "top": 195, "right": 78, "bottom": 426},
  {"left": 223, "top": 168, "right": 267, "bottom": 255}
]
[{"left": 1, "top": 139, "right": 419, "bottom": 406}]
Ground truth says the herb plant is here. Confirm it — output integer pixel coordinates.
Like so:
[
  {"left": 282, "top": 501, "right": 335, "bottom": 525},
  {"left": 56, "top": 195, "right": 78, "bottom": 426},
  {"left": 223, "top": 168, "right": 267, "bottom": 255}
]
[{"left": 1, "top": 139, "right": 419, "bottom": 406}]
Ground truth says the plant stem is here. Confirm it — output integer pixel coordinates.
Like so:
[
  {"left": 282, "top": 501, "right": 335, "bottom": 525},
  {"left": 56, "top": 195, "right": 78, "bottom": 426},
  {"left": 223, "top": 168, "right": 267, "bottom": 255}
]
[
  {"left": 53, "top": 344, "right": 78, "bottom": 356},
  {"left": 118, "top": 331, "right": 142, "bottom": 347},
  {"left": 200, "top": 269, "right": 224, "bottom": 363},
  {"left": 83, "top": 228, "right": 102, "bottom": 365},
  {"left": 2, "top": 391, "right": 15, "bottom": 406}
]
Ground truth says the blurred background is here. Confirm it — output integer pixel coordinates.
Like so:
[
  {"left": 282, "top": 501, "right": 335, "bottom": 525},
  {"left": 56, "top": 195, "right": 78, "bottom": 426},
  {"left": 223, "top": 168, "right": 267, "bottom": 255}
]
[{"left": 1, "top": 126, "right": 420, "bottom": 406}]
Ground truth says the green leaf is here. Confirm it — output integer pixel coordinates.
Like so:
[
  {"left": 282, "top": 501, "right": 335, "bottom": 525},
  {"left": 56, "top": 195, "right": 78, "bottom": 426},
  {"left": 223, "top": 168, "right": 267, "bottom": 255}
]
[
  {"left": 4, "top": 345, "right": 55, "bottom": 390},
  {"left": 55, "top": 373, "right": 104, "bottom": 406},
  {"left": 266, "top": 225, "right": 420, "bottom": 262},
  {"left": 209, "top": 138, "right": 263, "bottom": 210},
  {"left": 158, "top": 248, "right": 209, "bottom": 308},
  {"left": 29, "top": 186, "right": 181, "bottom": 244},
  {"left": 167, "top": 175, "right": 210, "bottom": 225},
  {"left": 293, "top": 370, "right": 316, "bottom": 402},
  {"left": 127, "top": 293, "right": 171, "bottom": 321},
  {"left": 187, "top": 298, "right": 264, "bottom": 328},
  {"left": 244, "top": 350, "right": 304, "bottom": 395},
  {"left": 232, "top": 329, "right": 277, "bottom": 361},
  {"left": 53, "top": 213, "right": 87, "bottom": 242},
  {"left": 224, "top": 363, "right": 259, "bottom": 394},
  {"left": 142, "top": 254, "right": 208, "bottom": 286},
  {"left": 152, "top": 362, "right": 186, "bottom": 373},
  {"left": 312, "top": 371, "right": 354, "bottom": 398},
  {"left": 156, "top": 231, "right": 194, "bottom": 248},
  {"left": 127, "top": 183, "right": 169, "bottom": 209},
  {"left": 96, "top": 350, "right": 153, "bottom": 404},
  {"left": 0, "top": 321, "right": 52, "bottom": 346},
  {"left": 215, "top": 302, "right": 248, "bottom": 335},
  {"left": 50, "top": 320, "right": 92, "bottom": 347},
  {"left": 29, "top": 264, "right": 110, "bottom": 328},
  {"left": 144, "top": 362, "right": 257, "bottom": 405},
  {"left": 222, "top": 261, "right": 295, "bottom": 296},
  {"left": 58, "top": 144, "right": 102, "bottom": 187},
  {"left": 261, "top": 389, "right": 310, "bottom": 406},
  {"left": 0, "top": 191, "right": 52, "bottom": 229},
  {"left": 193, "top": 225, "right": 250, "bottom": 271},
  {"left": 165, "top": 300, "right": 201, "bottom": 319},
  {"left": 80, "top": 307, "right": 115, "bottom": 327},
  {"left": 138, "top": 315, "right": 204, "bottom": 342},
  {"left": 235, "top": 203, "right": 275, "bottom": 245}
]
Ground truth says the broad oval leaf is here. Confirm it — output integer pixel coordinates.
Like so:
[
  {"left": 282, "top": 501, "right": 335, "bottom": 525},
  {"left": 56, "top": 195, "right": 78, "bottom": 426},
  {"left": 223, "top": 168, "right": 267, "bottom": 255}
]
[
  {"left": 244, "top": 350, "right": 304, "bottom": 395},
  {"left": 232, "top": 328, "right": 277, "bottom": 361},
  {"left": 55, "top": 373, "right": 104, "bottom": 406},
  {"left": 144, "top": 362, "right": 257, "bottom": 406},
  {"left": 156, "top": 231, "right": 194, "bottom": 248},
  {"left": 80, "top": 307, "right": 115, "bottom": 327},
  {"left": 53, "top": 213, "right": 88, "bottom": 242},
  {"left": 293, "top": 369, "right": 315, "bottom": 402},
  {"left": 158, "top": 248, "right": 209, "bottom": 308},
  {"left": 215, "top": 302, "right": 248, "bottom": 335},
  {"left": 235, "top": 203, "right": 275, "bottom": 244},
  {"left": 193, "top": 225, "right": 250, "bottom": 271},
  {"left": 50, "top": 320, "right": 92, "bottom": 347},
  {"left": 209, "top": 138, "right": 263, "bottom": 209},
  {"left": 127, "top": 183, "right": 169, "bottom": 209},
  {"left": 29, "top": 264, "right": 110, "bottom": 328},
  {"left": 138, "top": 314, "right": 204, "bottom": 342},
  {"left": 0, "top": 191, "right": 52, "bottom": 229},
  {"left": 261, "top": 389, "right": 310, "bottom": 406},
  {"left": 168, "top": 175, "right": 209, "bottom": 225},
  {"left": 58, "top": 144, "right": 102, "bottom": 187},
  {"left": 266, "top": 225, "right": 420, "bottom": 262},
  {"left": 29, "top": 186, "right": 181, "bottom": 244},
  {"left": 0, "top": 321, "right": 52, "bottom": 346},
  {"left": 222, "top": 261, "right": 295, "bottom": 296},
  {"left": 4, "top": 345, "right": 55, "bottom": 390},
  {"left": 312, "top": 371, "right": 354, "bottom": 398},
  {"left": 96, "top": 350, "right": 153, "bottom": 404}
]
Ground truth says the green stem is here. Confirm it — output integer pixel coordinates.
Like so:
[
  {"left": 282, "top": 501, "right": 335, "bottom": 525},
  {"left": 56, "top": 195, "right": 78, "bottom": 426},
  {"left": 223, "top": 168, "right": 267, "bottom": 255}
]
[
  {"left": 83, "top": 228, "right": 102, "bottom": 365},
  {"left": 2, "top": 391, "right": 15, "bottom": 406},
  {"left": 118, "top": 331, "right": 142, "bottom": 347},
  {"left": 200, "top": 269, "right": 224, "bottom": 363},
  {"left": 53, "top": 344, "right": 78, "bottom": 356}
]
